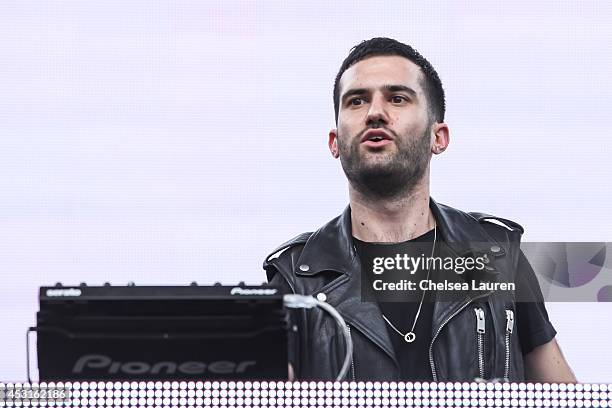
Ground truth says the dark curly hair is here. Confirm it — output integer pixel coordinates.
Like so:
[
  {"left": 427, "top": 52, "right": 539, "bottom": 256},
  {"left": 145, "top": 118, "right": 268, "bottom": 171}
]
[{"left": 333, "top": 37, "right": 445, "bottom": 125}]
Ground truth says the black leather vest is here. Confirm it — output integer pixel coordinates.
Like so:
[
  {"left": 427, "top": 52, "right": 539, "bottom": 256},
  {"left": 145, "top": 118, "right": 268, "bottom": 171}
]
[{"left": 264, "top": 199, "right": 526, "bottom": 381}]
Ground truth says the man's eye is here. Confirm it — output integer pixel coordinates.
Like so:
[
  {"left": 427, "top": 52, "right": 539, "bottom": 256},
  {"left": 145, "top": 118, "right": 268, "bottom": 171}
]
[
  {"left": 350, "top": 98, "right": 365, "bottom": 106},
  {"left": 391, "top": 95, "right": 408, "bottom": 104}
]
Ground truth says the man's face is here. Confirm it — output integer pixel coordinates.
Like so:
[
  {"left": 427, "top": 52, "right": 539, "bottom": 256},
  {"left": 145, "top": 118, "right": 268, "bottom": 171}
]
[{"left": 330, "top": 55, "right": 435, "bottom": 199}]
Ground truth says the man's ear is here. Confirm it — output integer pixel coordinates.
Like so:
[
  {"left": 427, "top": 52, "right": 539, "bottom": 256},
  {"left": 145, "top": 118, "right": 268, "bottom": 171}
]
[
  {"left": 328, "top": 129, "right": 340, "bottom": 158},
  {"left": 431, "top": 122, "right": 450, "bottom": 155}
]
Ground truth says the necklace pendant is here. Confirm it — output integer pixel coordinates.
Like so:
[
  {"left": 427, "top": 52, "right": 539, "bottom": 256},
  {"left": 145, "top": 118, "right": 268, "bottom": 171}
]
[{"left": 404, "top": 332, "right": 416, "bottom": 343}]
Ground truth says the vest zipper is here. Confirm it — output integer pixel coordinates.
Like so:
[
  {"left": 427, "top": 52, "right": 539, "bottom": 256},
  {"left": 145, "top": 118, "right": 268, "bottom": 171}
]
[
  {"left": 428, "top": 291, "right": 492, "bottom": 381},
  {"left": 346, "top": 324, "right": 356, "bottom": 380},
  {"left": 504, "top": 309, "right": 515, "bottom": 380},
  {"left": 474, "top": 307, "right": 486, "bottom": 379}
]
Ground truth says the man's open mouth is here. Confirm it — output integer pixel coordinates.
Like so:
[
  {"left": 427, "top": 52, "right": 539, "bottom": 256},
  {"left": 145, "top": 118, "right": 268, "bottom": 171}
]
[{"left": 361, "top": 130, "right": 393, "bottom": 147}]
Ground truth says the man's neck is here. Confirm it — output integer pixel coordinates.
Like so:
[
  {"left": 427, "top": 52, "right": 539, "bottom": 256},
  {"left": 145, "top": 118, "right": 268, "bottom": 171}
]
[{"left": 350, "top": 183, "right": 435, "bottom": 243}]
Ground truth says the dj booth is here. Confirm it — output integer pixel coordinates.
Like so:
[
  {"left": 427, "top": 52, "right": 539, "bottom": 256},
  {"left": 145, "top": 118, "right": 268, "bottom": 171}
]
[
  {"left": 20, "top": 284, "right": 611, "bottom": 407},
  {"left": 32, "top": 284, "right": 289, "bottom": 381}
]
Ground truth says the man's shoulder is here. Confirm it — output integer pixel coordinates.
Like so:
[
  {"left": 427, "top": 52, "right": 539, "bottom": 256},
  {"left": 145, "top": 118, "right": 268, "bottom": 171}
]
[
  {"left": 465, "top": 209, "right": 525, "bottom": 245},
  {"left": 264, "top": 231, "right": 313, "bottom": 266},
  {"left": 467, "top": 211, "right": 524, "bottom": 234},
  {"left": 435, "top": 201, "right": 524, "bottom": 235},
  {"left": 432, "top": 200, "right": 526, "bottom": 247},
  {"left": 262, "top": 207, "right": 349, "bottom": 274},
  {"left": 262, "top": 232, "right": 314, "bottom": 285}
]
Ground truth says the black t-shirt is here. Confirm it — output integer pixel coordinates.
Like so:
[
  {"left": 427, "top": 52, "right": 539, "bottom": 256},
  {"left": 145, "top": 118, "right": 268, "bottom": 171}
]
[{"left": 354, "top": 228, "right": 557, "bottom": 381}]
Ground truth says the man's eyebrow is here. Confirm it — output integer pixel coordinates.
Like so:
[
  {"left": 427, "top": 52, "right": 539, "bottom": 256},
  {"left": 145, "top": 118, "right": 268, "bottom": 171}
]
[
  {"left": 384, "top": 84, "right": 417, "bottom": 97},
  {"left": 341, "top": 88, "right": 368, "bottom": 103}
]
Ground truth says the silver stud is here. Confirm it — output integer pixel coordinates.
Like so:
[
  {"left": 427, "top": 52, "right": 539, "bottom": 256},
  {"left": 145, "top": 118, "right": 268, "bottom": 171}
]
[
  {"left": 316, "top": 292, "right": 327, "bottom": 302},
  {"left": 299, "top": 264, "right": 310, "bottom": 272},
  {"left": 490, "top": 245, "right": 501, "bottom": 253}
]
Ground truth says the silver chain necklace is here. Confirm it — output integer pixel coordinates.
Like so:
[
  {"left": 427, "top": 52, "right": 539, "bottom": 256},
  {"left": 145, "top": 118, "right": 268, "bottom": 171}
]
[{"left": 382, "top": 224, "right": 437, "bottom": 343}]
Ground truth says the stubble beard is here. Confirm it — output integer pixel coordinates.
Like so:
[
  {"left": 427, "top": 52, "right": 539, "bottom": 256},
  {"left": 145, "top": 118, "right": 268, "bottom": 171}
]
[{"left": 337, "top": 126, "right": 432, "bottom": 201}]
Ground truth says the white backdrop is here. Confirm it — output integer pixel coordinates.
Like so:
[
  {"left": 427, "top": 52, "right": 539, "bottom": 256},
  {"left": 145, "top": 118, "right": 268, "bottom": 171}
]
[{"left": 1, "top": 0, "right": 611, "bottom": 382}]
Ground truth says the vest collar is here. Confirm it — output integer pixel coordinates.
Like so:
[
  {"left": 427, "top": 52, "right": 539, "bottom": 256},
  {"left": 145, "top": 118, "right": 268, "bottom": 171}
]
[{"left": 295, "top": 197, "right": 503, "bottom": 277}]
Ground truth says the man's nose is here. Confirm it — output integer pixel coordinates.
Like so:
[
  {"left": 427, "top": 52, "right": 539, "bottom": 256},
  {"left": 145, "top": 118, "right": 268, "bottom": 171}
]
[{"left": 365, "top": 95, "right": 389, "bottom": 126}]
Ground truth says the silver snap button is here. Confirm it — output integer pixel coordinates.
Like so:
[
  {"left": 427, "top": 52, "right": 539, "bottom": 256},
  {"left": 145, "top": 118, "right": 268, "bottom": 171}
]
[
  {"left": 482, "top": 254, "right": 490, "bottom": 264},
  {"left": 299, "top": 264, "right": 310, "bottom": 272},
  {"left": 316, "top": 292, "right": 327, "bottom": 302},
  {"left": 490, "top": 245, "right": 501, "bottom": 253}
]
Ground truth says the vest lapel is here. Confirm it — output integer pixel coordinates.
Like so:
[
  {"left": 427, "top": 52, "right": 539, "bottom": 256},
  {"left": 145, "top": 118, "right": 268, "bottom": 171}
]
[{"left": 295, "top": 206, "right": 398, "bottom": 369}]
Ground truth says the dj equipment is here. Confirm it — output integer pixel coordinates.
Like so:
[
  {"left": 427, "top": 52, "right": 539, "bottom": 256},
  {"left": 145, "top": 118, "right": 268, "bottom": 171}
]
[{"left": 34, "top": 283, "right": 288, "bottom": 381}]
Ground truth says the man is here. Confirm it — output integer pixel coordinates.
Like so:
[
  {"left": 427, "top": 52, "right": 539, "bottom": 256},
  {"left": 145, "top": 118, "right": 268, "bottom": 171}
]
[{"left": 263, "top": 38, "right": 575, "bottom": 382}]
